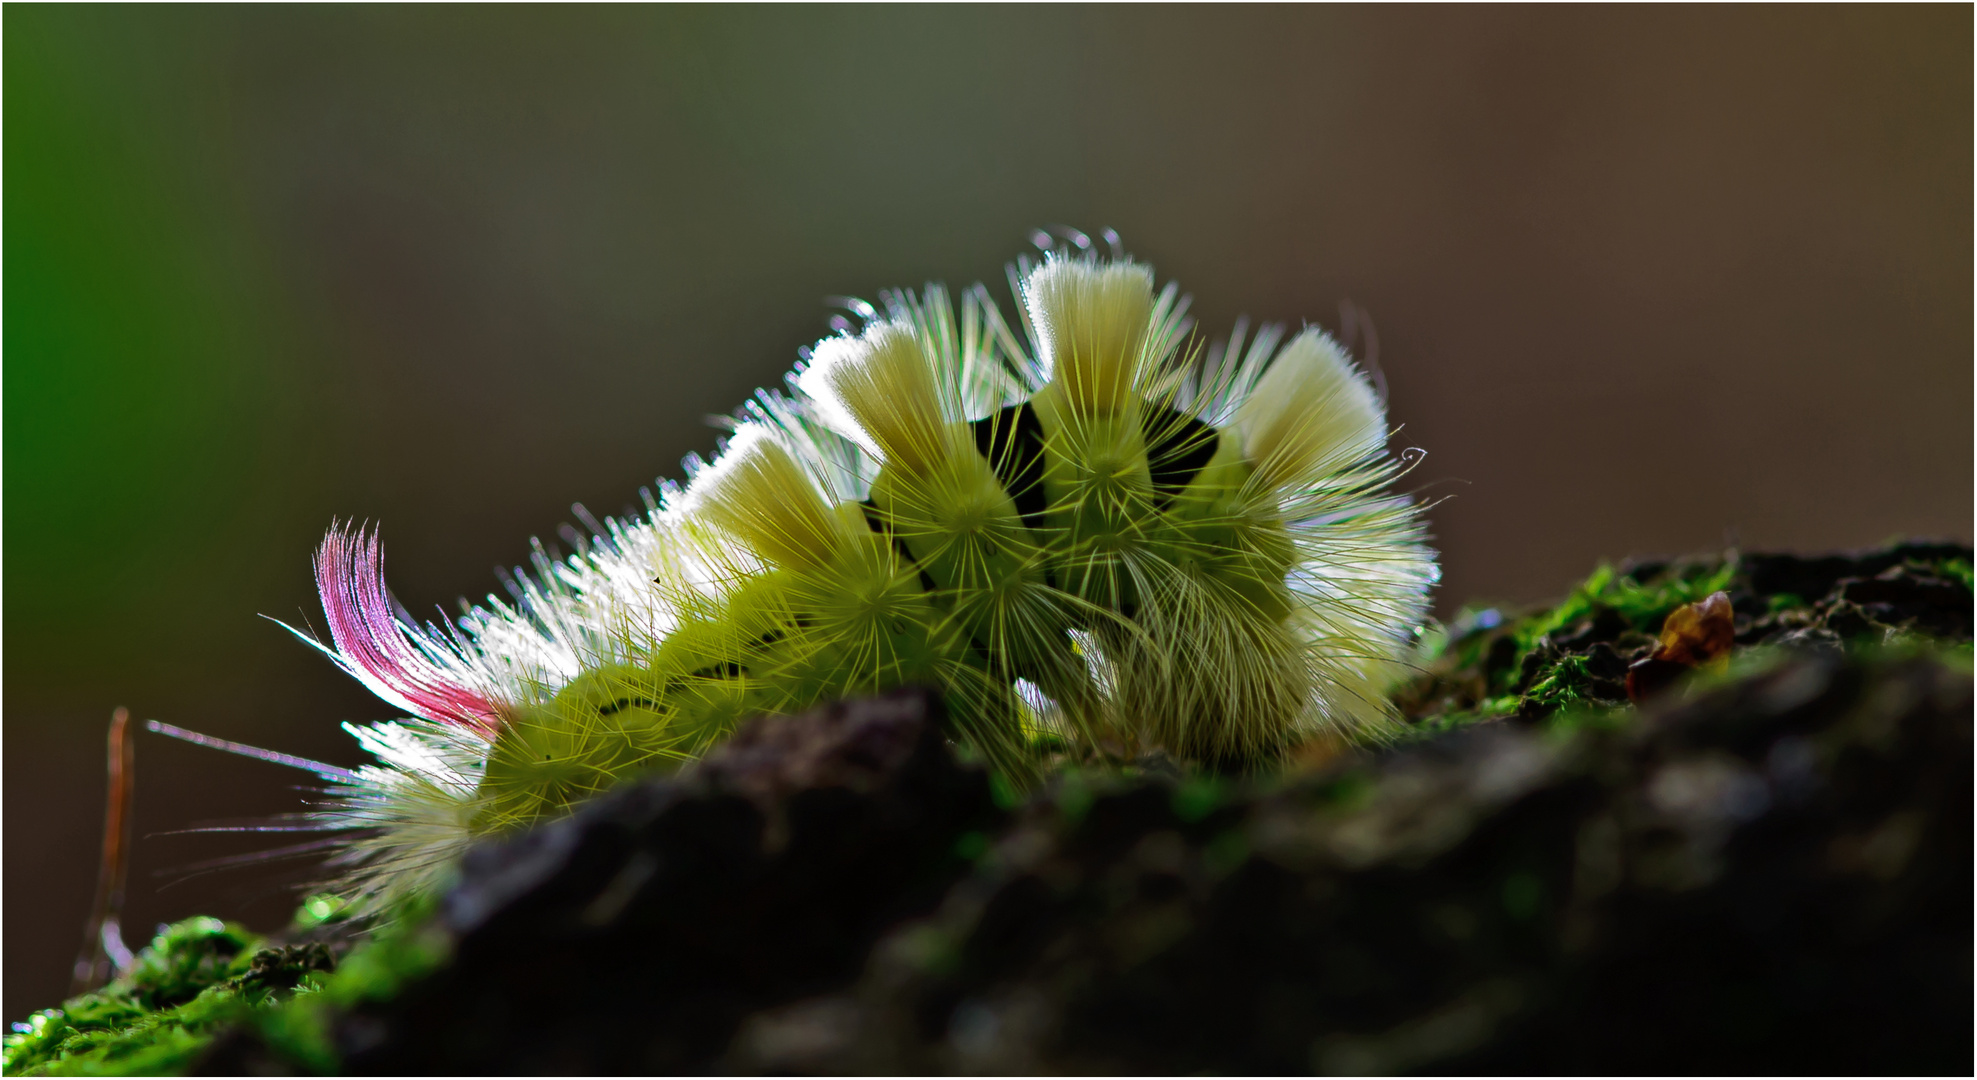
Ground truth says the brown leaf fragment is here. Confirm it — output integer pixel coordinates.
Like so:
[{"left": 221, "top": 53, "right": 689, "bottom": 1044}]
[
  {"left": 1627, "top": 591, "right": 1735, "bottom": 703},
  {"left": 1654, "top": 591, "right": 1737, "bottom": 665}
]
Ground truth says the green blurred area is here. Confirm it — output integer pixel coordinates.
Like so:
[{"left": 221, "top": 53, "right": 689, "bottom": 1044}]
[{"left": 7, "top": 8, "right": 306, "bottom": 685}]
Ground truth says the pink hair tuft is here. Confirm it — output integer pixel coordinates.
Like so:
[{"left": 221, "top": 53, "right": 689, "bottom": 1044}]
[{"left": 314, "top": 523, "right": 502, "bottom": 737}]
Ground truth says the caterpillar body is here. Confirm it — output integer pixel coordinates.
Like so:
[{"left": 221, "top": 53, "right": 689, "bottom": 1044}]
[{"left": 297, "top": 241, "right": 1438, "bottom": 915}]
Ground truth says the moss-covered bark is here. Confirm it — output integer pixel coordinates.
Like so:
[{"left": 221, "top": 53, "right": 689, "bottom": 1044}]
[
  {"left": 8, "top": 541, "right": 1970, "bottom": 1075},
  {"left": 1398, "top": 540, "right": 1970, "bottom": 726},
  {"left": 2, "top": 918, "right": 332, "bottom": 1076}
]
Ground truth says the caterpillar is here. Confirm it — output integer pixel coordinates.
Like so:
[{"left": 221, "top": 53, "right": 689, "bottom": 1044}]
[{"left": 289, "top": 236, "right": 1438, "bottom": 917}]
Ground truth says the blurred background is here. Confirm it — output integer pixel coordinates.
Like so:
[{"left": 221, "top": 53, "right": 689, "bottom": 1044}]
[{"left": 6, "top": 6, "right": 1968, "bottom": 1018}]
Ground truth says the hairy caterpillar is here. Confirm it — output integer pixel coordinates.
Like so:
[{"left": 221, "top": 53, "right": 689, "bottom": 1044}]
[{"left": 290, "top": 236, "right": 1438, "bottom": 915}]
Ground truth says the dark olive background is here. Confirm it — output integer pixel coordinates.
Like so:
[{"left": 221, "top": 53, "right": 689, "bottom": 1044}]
[{"left": 6, "top": 6, "right": 1969, "bottom": 1020}]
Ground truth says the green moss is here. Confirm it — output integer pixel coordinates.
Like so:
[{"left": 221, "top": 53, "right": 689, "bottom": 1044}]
[
  {"left": 1399, "top": 553, "right": 1775, "bottom": 730},
  {"left": 4, "top": 918, "right": 261, "bottom": 1076},
  {"left": 290, "top": 894, "right": 350, "bottom": 932},
  {"left": 245, "top": 898, "right": 451, "bottom": 1075},
  {"left": 1941, "top": 557, "right": 1972, "bottom": 592},
  {"left": 1171, "top": 775, "right": 1228, "bottom": 822},
  {"left": 3, "top": 898, "right": 450, "bottom": 1078},
  {"left": 1390, "top": 697, "right": 1516, "bottom": 744},
  {"left": 1519, "top": 560, "right": 1735, "bottom": 654},
  {"left": 1521, "top": 652, "right": 1605, "bottom": 715},
  {"left": 1539, "top": 702, "right": 1634, "bottom": 739}
]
